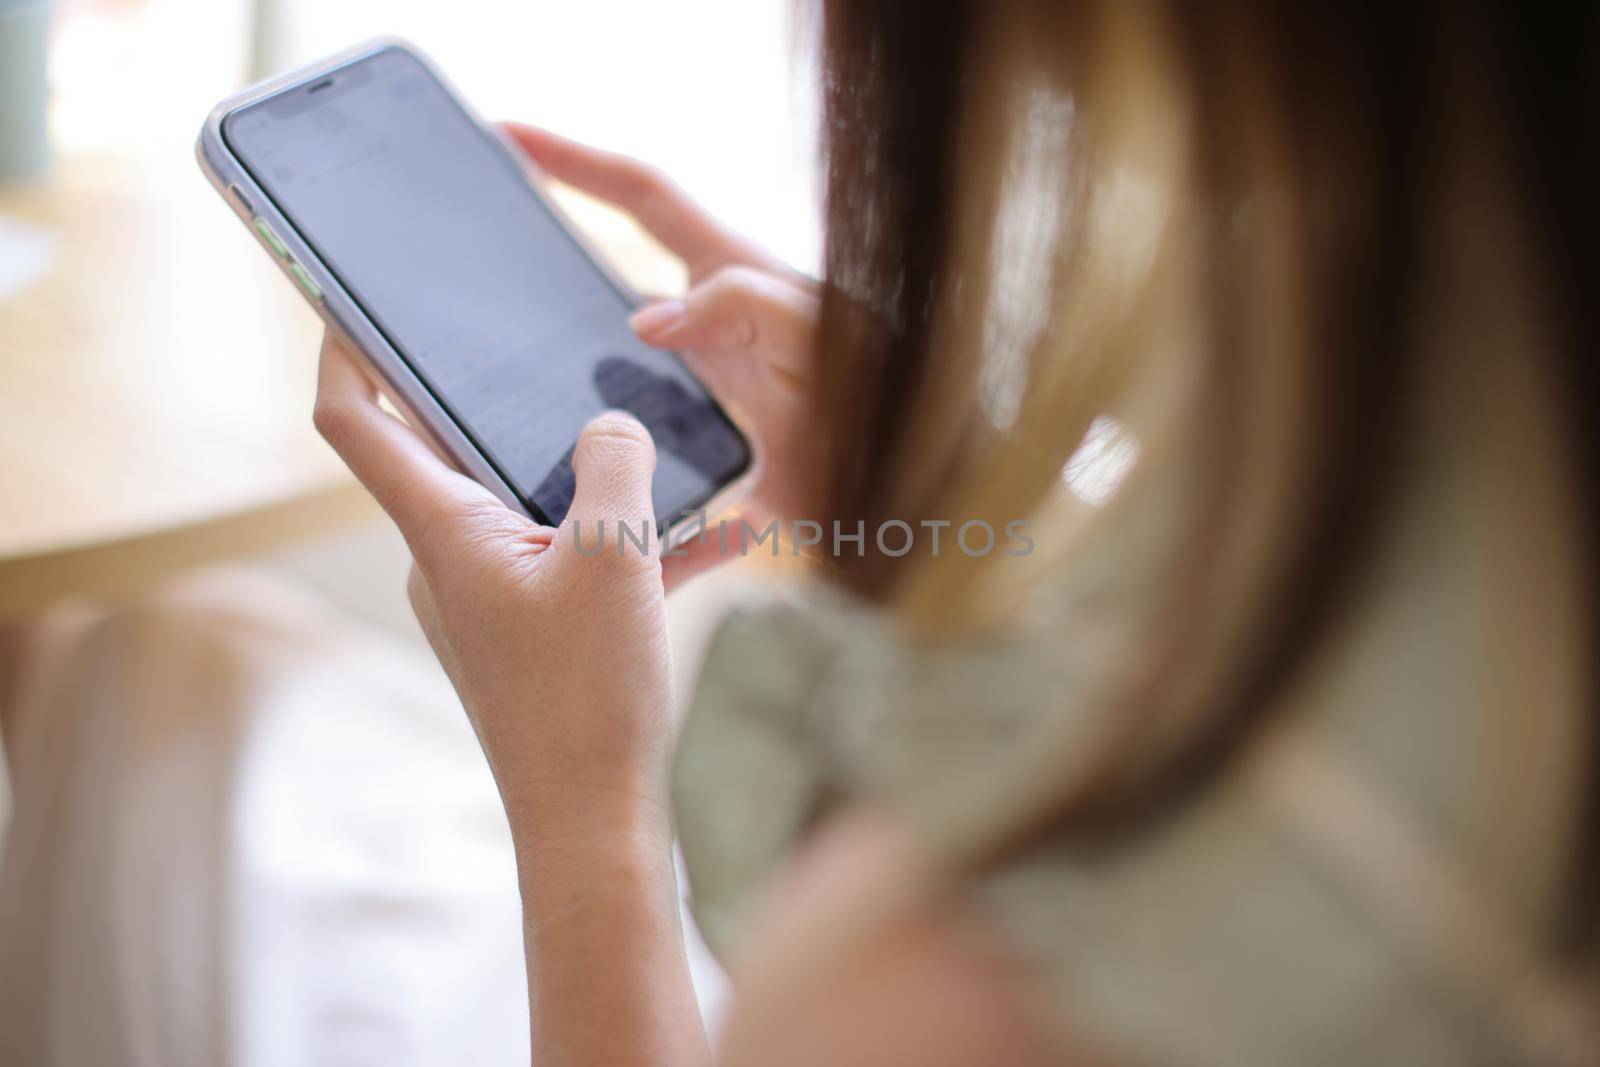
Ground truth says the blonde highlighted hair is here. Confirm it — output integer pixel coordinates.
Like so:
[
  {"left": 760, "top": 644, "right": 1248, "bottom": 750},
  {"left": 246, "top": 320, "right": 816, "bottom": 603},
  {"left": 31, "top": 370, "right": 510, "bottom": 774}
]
[{"left": 803, "top": 0, "right": 1597, "bottom": 952}]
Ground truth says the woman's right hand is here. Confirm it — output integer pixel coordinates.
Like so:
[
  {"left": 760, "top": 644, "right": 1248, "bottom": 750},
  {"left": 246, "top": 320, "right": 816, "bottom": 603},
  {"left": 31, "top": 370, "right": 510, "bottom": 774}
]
[{"left": 504, "top": 125, "right": 818, "bottom": 581}]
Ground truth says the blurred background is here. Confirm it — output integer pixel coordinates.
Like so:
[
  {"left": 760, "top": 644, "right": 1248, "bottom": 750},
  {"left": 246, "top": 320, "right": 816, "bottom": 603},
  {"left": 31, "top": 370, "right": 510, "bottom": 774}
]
[
  {"left": 0, "top": 1, "right": 817, "bottom": 1062},
  {"left": 52, "top": 0, "right": 820, "bottom": 260},
  {"left": 0, "top": 0, "right": 818, "bottom": 675}
]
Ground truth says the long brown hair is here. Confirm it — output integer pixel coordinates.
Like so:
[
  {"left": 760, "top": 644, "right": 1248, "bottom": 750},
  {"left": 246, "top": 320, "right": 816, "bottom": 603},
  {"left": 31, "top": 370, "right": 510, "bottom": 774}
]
[{"left": 803, "top": 1, "right": 1597, "bottom": 952}]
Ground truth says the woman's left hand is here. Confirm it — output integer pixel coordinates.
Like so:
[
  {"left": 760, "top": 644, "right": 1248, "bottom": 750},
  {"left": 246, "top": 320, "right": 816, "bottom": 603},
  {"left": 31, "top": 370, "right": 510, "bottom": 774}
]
[{"left": 312, "top": 333, "right": 676, "bottom": 842}]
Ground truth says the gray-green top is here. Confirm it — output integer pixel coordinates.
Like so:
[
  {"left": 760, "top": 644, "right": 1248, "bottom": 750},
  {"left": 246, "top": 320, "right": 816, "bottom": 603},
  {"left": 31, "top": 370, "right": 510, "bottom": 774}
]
[{"left": 670, "top": 361, "right": 1596, "bottom": 1065}]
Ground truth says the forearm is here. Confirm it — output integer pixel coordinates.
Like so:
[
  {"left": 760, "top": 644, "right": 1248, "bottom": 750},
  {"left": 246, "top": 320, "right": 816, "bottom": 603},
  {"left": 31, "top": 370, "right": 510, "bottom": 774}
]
[{"left": 508, "top": 789, "right": 712, "bottom": 1067}]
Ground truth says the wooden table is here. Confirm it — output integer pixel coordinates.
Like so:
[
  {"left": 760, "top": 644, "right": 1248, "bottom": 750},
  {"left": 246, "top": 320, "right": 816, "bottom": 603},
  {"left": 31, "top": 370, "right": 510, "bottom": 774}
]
[{"left": 0, "top": 152, "right": 680, "bottom": 617}]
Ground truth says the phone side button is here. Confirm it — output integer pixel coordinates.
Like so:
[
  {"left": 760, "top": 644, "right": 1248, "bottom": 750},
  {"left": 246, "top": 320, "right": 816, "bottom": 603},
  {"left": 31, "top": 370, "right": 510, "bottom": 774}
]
[
  {"left": 253, "top": 217, "right": 291, "bottom": 259},
  {"left": 288, "top": 261, "right": 324, "bottom": 302}
]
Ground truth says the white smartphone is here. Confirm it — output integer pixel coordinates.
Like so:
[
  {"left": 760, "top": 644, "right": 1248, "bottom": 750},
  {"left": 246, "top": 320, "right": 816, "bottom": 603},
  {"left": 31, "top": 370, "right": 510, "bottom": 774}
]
[{"left": 197, "top": 39, "right": 753, "bottom": 535}]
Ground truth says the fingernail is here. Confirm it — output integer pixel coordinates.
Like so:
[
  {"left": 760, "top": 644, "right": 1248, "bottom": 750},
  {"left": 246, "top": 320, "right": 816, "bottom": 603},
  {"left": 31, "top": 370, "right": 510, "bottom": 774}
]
[{"left": 629, "top": 299, "right": 685, "bottom": 339}]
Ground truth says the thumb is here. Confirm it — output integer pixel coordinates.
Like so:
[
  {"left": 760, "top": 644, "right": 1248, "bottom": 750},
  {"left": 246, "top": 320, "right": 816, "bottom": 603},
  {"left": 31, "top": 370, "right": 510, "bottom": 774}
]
[{"left": 564, "top": 411, "right": 658, "bottom": 538}]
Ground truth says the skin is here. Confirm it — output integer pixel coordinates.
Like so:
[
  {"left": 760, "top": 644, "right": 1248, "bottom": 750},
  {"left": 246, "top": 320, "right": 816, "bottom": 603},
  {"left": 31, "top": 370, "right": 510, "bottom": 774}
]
[{"left": 312, "top": 124, "right": 1058, "bottom": 1066}]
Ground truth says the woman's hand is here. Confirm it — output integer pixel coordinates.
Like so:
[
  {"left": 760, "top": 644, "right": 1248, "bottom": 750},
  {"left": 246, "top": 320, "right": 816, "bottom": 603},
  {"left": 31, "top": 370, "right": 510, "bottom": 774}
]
[
  {"left": 314, "top": 132, "right": 822, "bottom": 1061},
  {"left": 313, "top": 336, "right": 674, "bottom": 839},
  {"left": 315, "top": 334, "right": 711, "bottom": 1065},
  {"left": 628, "top": 265, "right": 815, "bottom": 521},
  {"left": 504, "top": 125, "right": 819, "bottom": 580}
]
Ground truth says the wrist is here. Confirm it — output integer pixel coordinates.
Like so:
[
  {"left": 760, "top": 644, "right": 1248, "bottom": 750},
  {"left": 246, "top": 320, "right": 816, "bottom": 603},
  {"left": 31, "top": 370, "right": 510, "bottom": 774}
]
[
  {"left": 508, "top": 791, "right": 679, "bottom": 938},
  {"left": 501, "top": 774, "right": 673, "bottom": 869},
  {"left": 507, "top": 780, "right": 708, "bottom": 1067},
  {"left": 480, "top": 724, "right": 672, "bottom": 833}
]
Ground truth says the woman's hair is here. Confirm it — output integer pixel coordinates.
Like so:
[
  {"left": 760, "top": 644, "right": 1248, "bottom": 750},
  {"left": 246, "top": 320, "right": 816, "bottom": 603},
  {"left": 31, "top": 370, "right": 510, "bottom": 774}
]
[{"left": 803, "top": 2, "right": 1597, "bottom": 953}]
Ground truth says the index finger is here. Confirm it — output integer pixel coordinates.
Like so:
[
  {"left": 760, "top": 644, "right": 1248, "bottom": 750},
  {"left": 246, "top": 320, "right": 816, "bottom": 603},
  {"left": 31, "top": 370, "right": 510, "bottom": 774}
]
[
  {"left": 502, "top": 123, "right": 756, "bottom": 275},
  {"left": 313, "top": 335, "right": 502, "bottom": 551}
]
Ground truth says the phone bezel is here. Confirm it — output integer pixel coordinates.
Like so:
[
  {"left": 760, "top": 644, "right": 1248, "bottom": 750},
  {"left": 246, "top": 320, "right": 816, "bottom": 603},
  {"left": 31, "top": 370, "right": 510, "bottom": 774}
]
[{"left": 197, "top": 37, "right": 757, "bottom": 541}]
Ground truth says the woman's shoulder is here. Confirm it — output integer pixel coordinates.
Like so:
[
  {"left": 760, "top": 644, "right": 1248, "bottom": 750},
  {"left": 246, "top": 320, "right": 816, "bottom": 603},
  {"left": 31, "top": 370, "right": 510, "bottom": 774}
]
[
  {"left": 671, "top": 588, "right": 1584, "bottom": 1066},
  {"left": 715, "top": 813, "right": 1069, "bottom": 1067},
  {"left": 672, "top": 589, "right": 1070, "bottom": 947}
]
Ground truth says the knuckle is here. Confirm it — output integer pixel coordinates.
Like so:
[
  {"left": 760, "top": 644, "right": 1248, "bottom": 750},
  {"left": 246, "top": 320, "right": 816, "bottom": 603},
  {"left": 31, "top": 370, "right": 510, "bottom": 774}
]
[
  {"left": 628, "top": 163, "right": 675, "bottom": 214},
  {"left": 700, "top": 267, "right": 766, "bottom": 349},
  {"left": 704, "top": 264, "right": 762, "bottom": 300}
]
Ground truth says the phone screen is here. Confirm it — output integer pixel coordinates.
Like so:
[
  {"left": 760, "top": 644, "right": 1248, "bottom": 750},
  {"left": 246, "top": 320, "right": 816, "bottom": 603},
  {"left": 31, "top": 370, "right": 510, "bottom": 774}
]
[{"left": 222, "top": 46, "right": 749, "bottom": 526}]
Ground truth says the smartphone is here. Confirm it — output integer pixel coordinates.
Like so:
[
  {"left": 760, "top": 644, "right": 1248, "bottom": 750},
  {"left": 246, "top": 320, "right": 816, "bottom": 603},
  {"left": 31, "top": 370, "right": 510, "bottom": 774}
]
[{"left": 197, "top": 39, "right": 752, "bottom": 536}]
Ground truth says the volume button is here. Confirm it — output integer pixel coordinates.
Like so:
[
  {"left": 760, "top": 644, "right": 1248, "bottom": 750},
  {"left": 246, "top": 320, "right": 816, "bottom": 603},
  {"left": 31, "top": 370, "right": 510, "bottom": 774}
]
[
  {"left": 253, "top": 217, "right": 291, "bottom": 259},
  {"left": 288, "top": 261, "right": 324, "bottom": 302}
]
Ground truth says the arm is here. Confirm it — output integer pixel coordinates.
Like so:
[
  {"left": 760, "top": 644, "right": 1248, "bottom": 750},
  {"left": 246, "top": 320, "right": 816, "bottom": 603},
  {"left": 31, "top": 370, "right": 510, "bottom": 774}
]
[
  {"left": 509, "top": 790, "right": 707, "bottom": 1066},
  {"left": 315, "top": 341, "right": 707, "bottom": 1065}
]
